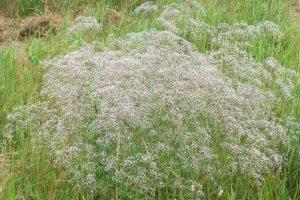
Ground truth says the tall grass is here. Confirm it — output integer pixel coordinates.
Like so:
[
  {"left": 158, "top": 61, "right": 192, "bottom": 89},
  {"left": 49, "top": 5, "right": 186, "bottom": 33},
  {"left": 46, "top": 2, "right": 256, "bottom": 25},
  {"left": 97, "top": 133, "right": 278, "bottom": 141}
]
[
  {"left": 0, "top": 0, "right": 299, "bottom": 199},
  {"left": 0, "top": 0, "right": 145, "bottom": 17}
]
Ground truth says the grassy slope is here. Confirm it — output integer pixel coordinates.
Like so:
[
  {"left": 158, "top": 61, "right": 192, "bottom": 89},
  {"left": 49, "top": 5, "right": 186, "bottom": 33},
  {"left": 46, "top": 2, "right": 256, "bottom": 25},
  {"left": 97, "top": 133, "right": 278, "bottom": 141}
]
[{"left": 0, "top": 0, "right": 299, "bottom": 199}]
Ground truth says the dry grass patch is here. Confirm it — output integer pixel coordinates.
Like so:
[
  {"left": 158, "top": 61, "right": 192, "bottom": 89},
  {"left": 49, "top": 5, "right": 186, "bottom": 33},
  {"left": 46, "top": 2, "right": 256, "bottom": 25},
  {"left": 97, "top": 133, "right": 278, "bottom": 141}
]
[
  {"left": 104, "top": 9, "right": 125, "bottom": 28},
  {"left": 0, "top": 154, "right": 9, "bottom": 193},
  {"left": 18, "top": 13, "right": 62, "bottom": 40},
  {"left": 0, "top": 13, "right": 62, "bottom": 43},
  {"left": 0, "top": 16, "right": 16, "bottom": 42}
]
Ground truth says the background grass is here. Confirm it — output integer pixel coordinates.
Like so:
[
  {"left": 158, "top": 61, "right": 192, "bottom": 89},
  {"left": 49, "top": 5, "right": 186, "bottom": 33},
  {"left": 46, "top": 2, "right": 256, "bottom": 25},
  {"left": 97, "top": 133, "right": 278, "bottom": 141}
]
[{"left": 0, "top": 0, "right": 300, "bottom": 199}]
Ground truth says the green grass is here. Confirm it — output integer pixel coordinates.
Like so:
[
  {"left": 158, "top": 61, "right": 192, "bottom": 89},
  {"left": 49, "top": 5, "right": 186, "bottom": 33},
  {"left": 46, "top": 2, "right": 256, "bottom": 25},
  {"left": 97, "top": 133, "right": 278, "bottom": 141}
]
[
  {"left": 0, "top": 0, "right": 300, "bottom": 199},
  {"left": 0, "top": 0, "right": 133, "bottom": 17}
]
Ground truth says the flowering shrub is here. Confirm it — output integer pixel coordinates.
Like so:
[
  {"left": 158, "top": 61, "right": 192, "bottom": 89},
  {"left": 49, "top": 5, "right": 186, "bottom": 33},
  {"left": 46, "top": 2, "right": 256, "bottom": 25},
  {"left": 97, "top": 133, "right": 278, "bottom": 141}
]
[
  {"left": 132, "top": 1, "right": 158, "bottom": 16},
  {"left": 67, "top": 16, "right": 102, "bottom": 35},
  {"left": 157, "top": 1, "right": 207, "bottom": 34},
  {"left": 5, "top": 1, "right": 297, "bottom": 198}
]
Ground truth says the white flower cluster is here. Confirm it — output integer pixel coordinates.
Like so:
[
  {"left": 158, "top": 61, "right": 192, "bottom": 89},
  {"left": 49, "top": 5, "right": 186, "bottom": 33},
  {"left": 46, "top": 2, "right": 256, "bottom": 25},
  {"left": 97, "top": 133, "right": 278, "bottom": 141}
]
[
  {"left": 157, "top": 2, "right": 281, "bottom": 46},
  {"left": 209, "top": 25, "right": 294, "bottom": 99},
  {"left": 67, "top": 16, "right": 102, "bottom": 35},
  {"left": 157, "top": 1, "right": 207, "bottom": 34},
  {"left": 132, "top": 1, "right": 158, "bottom": 15},
  {"left": 5, "top": 1, "right": 297, "bottom": 198},
  {"left": 211, "top": 21, "right": 283, "bottom": 48},
  {"left": 156, "top": 1, "right": 293, "bottom": 100}
]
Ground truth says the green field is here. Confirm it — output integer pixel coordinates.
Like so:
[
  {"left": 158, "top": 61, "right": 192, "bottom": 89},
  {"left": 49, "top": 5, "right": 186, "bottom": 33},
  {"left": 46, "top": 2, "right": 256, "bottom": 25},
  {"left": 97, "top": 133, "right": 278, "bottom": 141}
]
[{"left": 0, "top": 0, "right": 300, "bottom": 199}]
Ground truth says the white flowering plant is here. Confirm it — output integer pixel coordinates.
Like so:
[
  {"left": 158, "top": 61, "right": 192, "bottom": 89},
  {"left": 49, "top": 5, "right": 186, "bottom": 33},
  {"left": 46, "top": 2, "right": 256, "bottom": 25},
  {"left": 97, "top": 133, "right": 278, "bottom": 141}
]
[
  {"left": 3, "top": 1, "right": 299, "bottom": 199},
  {"left": 132, "top": 1, "right": 158, "bottom": 16}
]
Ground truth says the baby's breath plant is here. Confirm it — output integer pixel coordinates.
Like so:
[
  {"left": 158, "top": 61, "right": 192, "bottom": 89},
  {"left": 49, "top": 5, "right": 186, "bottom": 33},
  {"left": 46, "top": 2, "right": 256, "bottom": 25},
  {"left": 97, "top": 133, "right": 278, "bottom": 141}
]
[
  {"left": 67, "top": 16, "right": 102, "bottom": 35},
  {"left": 132, "top": 1, "right": 158, "bottom": 16},
  {"left": 4, "top": 1, "right": 299, "bottom": 199}
]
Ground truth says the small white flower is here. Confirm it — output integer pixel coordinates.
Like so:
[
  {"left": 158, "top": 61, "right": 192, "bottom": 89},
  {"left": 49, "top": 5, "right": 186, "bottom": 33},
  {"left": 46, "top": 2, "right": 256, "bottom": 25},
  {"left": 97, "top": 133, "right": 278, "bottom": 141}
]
[{"left": 218, "top": 189, "right": 224, "bottom": 197}]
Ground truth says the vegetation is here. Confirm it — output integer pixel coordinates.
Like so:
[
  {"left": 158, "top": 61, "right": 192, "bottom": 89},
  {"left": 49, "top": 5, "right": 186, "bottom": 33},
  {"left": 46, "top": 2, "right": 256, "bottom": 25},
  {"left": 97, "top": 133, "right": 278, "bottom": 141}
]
[{"left": 0, "top": 0, "right": 299, "bottom": 199}]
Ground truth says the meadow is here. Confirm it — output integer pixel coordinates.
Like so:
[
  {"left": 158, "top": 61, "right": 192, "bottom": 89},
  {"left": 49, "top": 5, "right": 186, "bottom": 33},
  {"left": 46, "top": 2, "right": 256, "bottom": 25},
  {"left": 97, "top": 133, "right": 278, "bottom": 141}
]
[{"left": 0, "top": 0, "right": 300, "bottom": 199}]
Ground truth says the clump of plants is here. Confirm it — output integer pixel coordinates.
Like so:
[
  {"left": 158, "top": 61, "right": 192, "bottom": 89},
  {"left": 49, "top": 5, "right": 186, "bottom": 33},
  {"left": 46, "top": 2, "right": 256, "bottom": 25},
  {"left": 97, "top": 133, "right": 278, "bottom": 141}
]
[{"left": 4, "top": 1, "right": 298, "bottom": 198}]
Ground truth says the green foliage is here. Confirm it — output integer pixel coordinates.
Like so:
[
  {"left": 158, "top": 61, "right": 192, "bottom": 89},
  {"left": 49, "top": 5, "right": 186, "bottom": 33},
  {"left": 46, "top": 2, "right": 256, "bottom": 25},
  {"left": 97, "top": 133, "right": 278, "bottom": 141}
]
[{"left": 0, "top": 0, "right": 147, "bottom": 17}]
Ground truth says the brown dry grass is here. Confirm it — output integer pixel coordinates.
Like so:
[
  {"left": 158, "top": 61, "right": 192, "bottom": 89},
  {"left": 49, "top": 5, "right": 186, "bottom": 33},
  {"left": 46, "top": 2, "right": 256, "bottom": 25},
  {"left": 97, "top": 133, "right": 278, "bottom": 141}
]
[
  {"left": 0, "top": 154, "right": 9, "bottom": 193},
  {"left": 18, "top": 13, "right": 62, "bottom": 39},
  {"left": 0, "top": 13, "right": 63, "bottom": 43},
  {"left": 104, "top": 8, "right": 125, "bottom": 28},
  {"left": 0, "top": 16, "right": 16, "bottom": 42}
]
